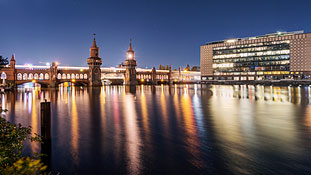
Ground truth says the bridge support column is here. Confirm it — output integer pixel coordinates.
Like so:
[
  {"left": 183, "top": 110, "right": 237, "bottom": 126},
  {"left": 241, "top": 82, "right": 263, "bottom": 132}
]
[
  {"left": 151, "top": 67, "right": 157, "bottom": 85},
  {"left": 49, "top": 62, "right": 58, "bottom": 88},
  {"left": 48, "top": 82, "right": 57, "bottom": 88},
  {"left": 168, "top": 66, "right": 172, "bottom": 84}
]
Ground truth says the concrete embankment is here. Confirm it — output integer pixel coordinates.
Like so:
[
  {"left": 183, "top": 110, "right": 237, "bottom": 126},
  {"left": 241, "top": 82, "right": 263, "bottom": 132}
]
[{"left": 201, "top": 80, "right": 311, "bottom": 86}]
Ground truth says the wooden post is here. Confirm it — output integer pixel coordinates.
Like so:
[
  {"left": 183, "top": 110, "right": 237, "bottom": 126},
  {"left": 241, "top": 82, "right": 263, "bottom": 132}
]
[
  {"left": 41, "top": 99, "right": 51, "bottom": 140},
  {"left": 41, "top": 99, "right": 52, "bottom": 171}
]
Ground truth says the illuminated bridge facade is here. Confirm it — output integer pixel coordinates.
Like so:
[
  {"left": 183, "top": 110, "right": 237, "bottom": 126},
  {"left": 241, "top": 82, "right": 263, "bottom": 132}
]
[
  {"left": 0, "top": 56, "right": 200, "bottom": 87},
  {"left": 1, "top": 37, "right": 200, "bottom": 87}
]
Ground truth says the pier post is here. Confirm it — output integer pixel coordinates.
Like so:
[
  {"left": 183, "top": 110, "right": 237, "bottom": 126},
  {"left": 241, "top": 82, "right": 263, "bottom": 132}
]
[
  {"left": 40, "top": 99, "right": 52, "bottom": 171},
  {"left": 41, "top": 100, "right": 51, "bottom": 139}
]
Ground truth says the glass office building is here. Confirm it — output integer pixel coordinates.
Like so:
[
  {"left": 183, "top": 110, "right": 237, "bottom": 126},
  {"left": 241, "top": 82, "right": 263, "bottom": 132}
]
[{"left": 200, "top": 31, "right": 311, "bottom": 81}]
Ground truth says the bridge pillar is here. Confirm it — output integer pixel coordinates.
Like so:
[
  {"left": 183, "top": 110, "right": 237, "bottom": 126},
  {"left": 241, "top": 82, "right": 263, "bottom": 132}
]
[
  {"left": 124, "top": 40, "right": 137, "bottom": 85},
  {"left": 168, "top": 66, "right": 172, "bottom": 84},
  {"left": 49, "top": 62, "right": 58, "bottom": 88},
  {"left": 87, "top": 34, "right": 102, "bottom": 87},
  {"left": 151, "top": 67, "right": 157, "bottom": 85}
]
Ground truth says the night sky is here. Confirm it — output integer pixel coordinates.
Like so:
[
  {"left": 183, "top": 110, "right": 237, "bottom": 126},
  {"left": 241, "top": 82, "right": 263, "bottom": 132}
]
[{"left": 0, "top": 0, "right": 310, "bottom": 69}]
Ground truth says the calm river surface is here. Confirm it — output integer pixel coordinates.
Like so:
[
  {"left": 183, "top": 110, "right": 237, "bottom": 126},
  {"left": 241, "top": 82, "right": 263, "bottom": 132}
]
[{"left": 1, "top": 84, "right": 311, "bottom": 174}]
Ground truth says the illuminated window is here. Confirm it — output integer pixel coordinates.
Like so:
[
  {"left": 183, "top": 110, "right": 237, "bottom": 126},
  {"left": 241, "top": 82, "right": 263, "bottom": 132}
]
[
  {"left": 34, "top": 73, "right": 39, "bottom": 79},
  {"left": 28, "top": 73, "right": 33, "bottom": 80},
  {"left": 1, "top": 72, "right": 7, "bottom": 79},
  {"left": 39, "top": 73, "right": 44, "bottom": 80},
  {"left": 23, "top": 73, "right": 27, "bottom": 80},
  {"left": 45, "top": 73, "right": 49, "bottom": 80},
  {"left": 57, "top": 73, "right": 61, "bottom": 79},
  {"left": 17, "top": 73, "right": 22, "bottom": 80}
]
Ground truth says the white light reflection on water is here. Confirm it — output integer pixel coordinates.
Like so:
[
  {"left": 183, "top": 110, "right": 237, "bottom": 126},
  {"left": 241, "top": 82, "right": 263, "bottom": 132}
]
[{"left": 123, "top": 94, "right": 141, "bottom": 174}]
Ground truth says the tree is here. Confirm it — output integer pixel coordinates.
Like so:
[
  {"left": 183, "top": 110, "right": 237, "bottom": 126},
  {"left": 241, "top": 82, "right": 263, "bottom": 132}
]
[
  {"left": 0, "top": 117, "right": 46, "bottom": 174},
  {"left": 191, "top": 66, "right": 200, "bottom": 72},
  {"left": 0, "top": 56, "right": 9, "bottom": 68},
  {"left": 184, "top": 64, "right": 190, "bottom": 71}
]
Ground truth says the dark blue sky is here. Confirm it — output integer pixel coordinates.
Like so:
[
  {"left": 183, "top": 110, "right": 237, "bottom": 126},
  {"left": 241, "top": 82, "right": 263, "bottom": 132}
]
[{"left": 0, "top": 0, "right": 310, "bottom": 68}]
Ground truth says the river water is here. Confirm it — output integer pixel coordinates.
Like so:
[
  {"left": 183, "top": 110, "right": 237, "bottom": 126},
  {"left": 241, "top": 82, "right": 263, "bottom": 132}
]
[{"left": 1, "top": 84, "right": 311, "bottom": 174}]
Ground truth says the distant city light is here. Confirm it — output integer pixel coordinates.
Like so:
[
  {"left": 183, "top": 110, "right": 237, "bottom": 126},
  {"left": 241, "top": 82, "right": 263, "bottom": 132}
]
[
  {"left": 46, "top": 62, "right": 50, "bottom": 66},
  {"left": 226, "top": 39, "right": 237, "bottom": 43}
]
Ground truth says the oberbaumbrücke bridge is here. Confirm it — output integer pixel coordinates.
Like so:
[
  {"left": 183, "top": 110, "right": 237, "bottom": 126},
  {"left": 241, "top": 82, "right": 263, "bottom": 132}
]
[{"left": 0, "top": 36, "right": 200, "bottom": 87}]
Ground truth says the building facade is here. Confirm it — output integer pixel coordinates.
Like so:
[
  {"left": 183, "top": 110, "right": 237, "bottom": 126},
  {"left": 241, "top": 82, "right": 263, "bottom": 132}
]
[{"left": 200, "top": 31, "right": 311, "bottom": 81}]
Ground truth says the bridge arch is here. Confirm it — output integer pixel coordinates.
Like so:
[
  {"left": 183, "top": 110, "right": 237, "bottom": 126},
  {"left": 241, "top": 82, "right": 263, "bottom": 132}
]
[
  {"left": 39, "top": 73, "right": 44, "bottom": 80},
  {"left": 23, "top": 73, "right": 27, "bottom": 80},
  {"left": 57, "top": 73, "right": 61, "bottom": 79},
  {"left": 1, "top": 72, "right": 7, "bottom": 79},
  {"left": 34, "top": 73, "right": 38, "bottom": 79},
  {"left": 28, "top": 73, "right": 33, "bottom": 80},
  {"left": 76, "top": 74, "right": 79, "bottom": 79},
  {"left": 17, "top": 73, "right": 22, "bottom": 80},
  {"left": 45, "top": 73, "right": 49, "bottom": 80}
]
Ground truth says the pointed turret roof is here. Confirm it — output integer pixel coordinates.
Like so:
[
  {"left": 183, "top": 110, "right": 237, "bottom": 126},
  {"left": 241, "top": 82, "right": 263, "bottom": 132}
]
[
  {"left": 11, "top": 54, "right": 15, "bottom": 60},
  {"left": 128, "top": 39, "right": 133, "bottom": 51},
  {"left": 91, "top": 33, "right": 98, "bottom": 48}
]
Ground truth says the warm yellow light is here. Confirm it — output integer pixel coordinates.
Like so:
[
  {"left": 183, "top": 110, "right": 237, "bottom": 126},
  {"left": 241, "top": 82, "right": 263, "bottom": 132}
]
[
  {"left": 32, "top": 80, "right": 36, "bottom": 83},
  {"left": 128, "top": 53, "right": 133, "bottom": 59},
  {"left": 71, "top": 79, "right": 76, "bottom": 82},
  {"left": 161, "top": 79, "right": 164, "bottom": 82},
  {"left": 80, "top": 69, "right": 83, "bottom": 72},
  {"left": 141, "top": 79, "right": 144, "bottom": 82}
]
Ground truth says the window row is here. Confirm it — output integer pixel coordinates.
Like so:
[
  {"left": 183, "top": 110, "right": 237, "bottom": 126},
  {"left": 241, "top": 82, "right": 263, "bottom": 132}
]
[
  {"left": 17, "top": 73, "right": 49, "bottom": 80},
  {"left": 213, "top": 40, "right": 290, "bottom": 50},
  {"left": 213, "top": 55, "right": 290, "bottom": 63},
  {"left": 214, "top": 65, "right": 290, "bottom": 72},
  {"left": 213, "top": 43, "right": 289, "bottom": 55},
  {"left": 213, "top": 50, "right": 290, "bottom": 59},
  {"left": 16, "top": 73, "right": 88, "bottom": 80},
  {"left": 57, "top": 73, "right": 88, "bottom": 80}
]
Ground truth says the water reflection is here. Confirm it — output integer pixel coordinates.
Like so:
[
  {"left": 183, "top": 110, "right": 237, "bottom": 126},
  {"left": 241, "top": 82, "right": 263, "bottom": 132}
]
[{"left": 0, "top": 85, "right": 311, "bottom": 174}]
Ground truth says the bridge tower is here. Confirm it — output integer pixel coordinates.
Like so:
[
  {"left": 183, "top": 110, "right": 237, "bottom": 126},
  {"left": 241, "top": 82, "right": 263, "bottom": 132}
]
[
  {"left": 10, "top": 54, "right": 15, "bottom": 69},
  {"left": 124, "top": 40, "right": 137, "bottom": 85},
  {"left": 87, "top": 33, "right": 102, "bottom": 87}
]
